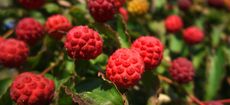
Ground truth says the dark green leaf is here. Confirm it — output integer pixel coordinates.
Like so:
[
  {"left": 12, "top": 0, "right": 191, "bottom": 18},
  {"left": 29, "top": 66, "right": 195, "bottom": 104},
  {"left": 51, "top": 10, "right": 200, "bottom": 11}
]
[
  {"left": 205, "top": 48, "right": 226, "bottom": 100},
  {"left": 76, "top": 78, "right": 123, "bottom": 105}
]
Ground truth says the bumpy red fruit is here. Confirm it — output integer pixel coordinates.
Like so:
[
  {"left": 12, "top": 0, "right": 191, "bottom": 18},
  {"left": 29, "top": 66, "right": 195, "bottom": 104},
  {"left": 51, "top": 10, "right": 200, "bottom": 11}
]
[
  {"left": 119, "top": 7, "right": 129, "bottom": 22},
  {"left": 114, "top": 0, "right": 126, "bottom": 8},
  {"left": 16, "top": 18, "right": 44, "bottom": 44},
  {"left": 169, "top": 57, "right": 194, "bottom": 84},
  {"left": 106, "top": 48, "right": 144, "bottom": 88},
  {"left": 88, "top": 0, "right": 116, "bottom": 23},
  {"left": 65, "top": 26, "right": 103, "bottom": 60},
  {"left": 183, "top": 26, "right": 204, "bottom": 45},
  {"left": 0, "top": 37, "right": 4, "bottom": 42},
  {"left": 0, "top": 39, "right": 29, "bottom": 67},
  {"left": 131, "top": 36, "right": 164, "bottom": 70},
  {"left": 45, "top": 14, "right": 72, "bottom": 39},
  {"left": 208, "top": 0, "right": 224, "bottom": 7},
  {"left": 164, "top": 15, "right": 183, "bottom": 33},
  {"left": 17, "top": 0, "right": 45, "bottom": 9},
  {"left": 10, "top": 72, "right": 55, "bottom": 105},
  {"left": 204, "top": 101, "right": 223, "bottom": 105},
  {"left": 178, "top": 0, "right": 192, "bottom": 11}
]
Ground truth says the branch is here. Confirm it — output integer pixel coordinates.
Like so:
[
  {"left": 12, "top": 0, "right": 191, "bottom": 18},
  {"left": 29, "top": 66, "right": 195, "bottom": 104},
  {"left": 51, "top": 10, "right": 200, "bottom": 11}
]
[
  {"left": 189, "top": 95, "right": 205, "bottom": 105},
  {"left": 2, "top": 29, "right": 14, "bottom": 38},
  {"left": 41, "top": 52, "right": 64, "bottom": 75},
  {"left": 158, "top": 75, "right": 173, "bottom": 84}
]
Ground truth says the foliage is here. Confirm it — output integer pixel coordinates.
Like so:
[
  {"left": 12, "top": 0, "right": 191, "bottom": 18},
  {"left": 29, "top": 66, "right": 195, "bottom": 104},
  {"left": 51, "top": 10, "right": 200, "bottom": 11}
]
[{"left": 0, "top": 0, "right": 230, "bottom": 105}]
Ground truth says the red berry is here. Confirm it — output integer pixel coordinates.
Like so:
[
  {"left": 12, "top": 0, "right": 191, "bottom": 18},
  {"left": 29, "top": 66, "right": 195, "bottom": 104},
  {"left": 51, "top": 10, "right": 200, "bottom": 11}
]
[
  {"left": 119, "top": 7, "right": 129, "bottom": 22},
  {"left": 65, "top": 26, "right": 103, "bottom": 60},
  {"left": 88, "top": 0, "right": 116, "bottom": 23},
  {"left": 114, "top": 0, "right": 126, "bottom": 8},
  {"left": 10, "top": 72, "right": 55, "bottom": 105},
  {"left": 17, "top": 0, "right": 45, "bottom": 9},
  {"left": 16, "top": 18, "right": 44, "bottom": 45},
  {"left": 178, "top": 0, "right": 192, "bottom": 11},
  {"left": 131, "top": 36, "right": 164, "bottom": 70},
  {"left": 0, "top": 39, "right": 29, "bottom": 67},
  {"left": 183, "top": 26, "right": 204, "bottom": 45},
  {"left": 164, "top": 15, "right": 183, "bottom": 33},
  {"left": 208, "top": 0, "right": 224, "bottom": 7},
  {"left": 204, "top": 101, "right": 223, "bottom": 105},
  {"left": 45, "top": 14, "right": 72, "bottom": 39},
  {"left": 0, "top": 37, "right": 4, "bottom": 42},
  {"left": 106, "top": 48, "right": 144, "bottom": 88},
  {"left": 169, "top": 57, "right": 194, "bottom": 84}
]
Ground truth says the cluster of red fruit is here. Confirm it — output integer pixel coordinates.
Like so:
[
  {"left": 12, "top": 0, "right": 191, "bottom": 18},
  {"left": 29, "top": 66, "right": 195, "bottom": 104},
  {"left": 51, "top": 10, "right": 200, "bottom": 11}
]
[
  {"left": 1, "top": 0, "right": 199, "bottom": 104},
  {"left": 88, "top": 0, "right": 128, "bottom": 22},
  {"left": 3, "top": 14, "right": 103, "bottom": 104},
  {"left": 106, "top": 36, "right": 195, "bottom": 88},
  {"left": 177, "top": 0, "right": 230, "bottom": 11},
  {"left": 165, "top": 15, "right": 204, "bottom": 45}
]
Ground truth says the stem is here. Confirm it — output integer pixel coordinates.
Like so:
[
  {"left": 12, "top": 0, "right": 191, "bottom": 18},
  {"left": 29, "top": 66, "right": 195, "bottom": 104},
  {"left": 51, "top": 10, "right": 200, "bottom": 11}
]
[
  {"left": 97, "top": 71, "right": 107, "bottom": 81},
  {"left": 2, "top": 29, "right": 14, "bottom": 38},
  {"left": 218, "top": 99, "right": 230, "bottom": 103},
  {"left": 209, "top": 99, "right": 230, "bottom": 104},
  {"left": 189, "top": 95, "right": 205, "bottom": 105},
  {"left": 158, "top": 75, "right": 173, "bottom": 84},
  {"left": 41, "top": 52, "right": 64, "bottom": 75}
]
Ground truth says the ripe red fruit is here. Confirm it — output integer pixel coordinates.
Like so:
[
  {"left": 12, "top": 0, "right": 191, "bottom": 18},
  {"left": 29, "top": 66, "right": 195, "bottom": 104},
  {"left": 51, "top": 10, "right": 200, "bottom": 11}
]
[
  {"left": 119, "top": 7, "right": 129, "bottom": 22},
  {"left": 65, "top": 26, "right": 103, "bottom": 60},
  {"left": 10, "top": 72, "right": 55, "bottom": 105},
  {"left": 208, "top": 0, "right": 224, "bottom": 7},
  {"left": 0, "top": 37, "right": 4, "bottom": 42},
  {"left": 178, "top": 0, "right": 192, "bottom": 11},
  {"left": 0, "top": 39, "right": 29, "bottom": 67},
  {"left": 183, "top": 26, "right": 204, "bottom": 45},
  {"left": 17, "top": 0, "right": 45, "bottom": 9},
  {"left": 164, "top": 15, "right": 183, "bottom": 33},
  {"left": 114, "top": 0, "right": 126, "bottom": 8},
  {"left": 131, "top": 36, "right": 164, "bottom": 70},
  {"left": 45, "top": 14, "right": 72, "bottom": 39},
  {"left": 106, "top": 48, "right": 144, "bottom": 88},
  {"left": 169, "top": 57, "right": 194, "bottom": 84},
  {"left": 204, "top": 101, "right": 223, "bottom": 105},
  {"left": 16, "top": 18, "right": 44, "bottom": 44},
  {"left": 88, "top": 0, "right": 116, "bottom": 23}
]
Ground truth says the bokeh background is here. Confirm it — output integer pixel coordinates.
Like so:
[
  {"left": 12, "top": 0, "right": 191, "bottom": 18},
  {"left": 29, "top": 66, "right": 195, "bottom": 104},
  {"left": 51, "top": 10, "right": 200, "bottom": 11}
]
[{"left": 0, "top": 0, "right": 230, "bottom": 105}]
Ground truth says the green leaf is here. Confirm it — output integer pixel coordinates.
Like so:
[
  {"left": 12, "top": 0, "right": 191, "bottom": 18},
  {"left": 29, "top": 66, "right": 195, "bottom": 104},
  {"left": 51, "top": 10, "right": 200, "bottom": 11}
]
[
  {"left": 0, "top": 89, "right": 12, "bottom": 105},
  {"left": 155, "top": 0, "right": 167, "bottom": 9},
  {"left": 223, "top": 46, "right": 230, "bottom": 65},
  {"left": 69, "top": 4, "right": 89, "bottom": 25},
  {"left": 192, "top": 50, "right": 207, "bottom": 69},
  {"left": 210, "top": 26, "right": 224, "bottom": 48},
  {"left": 44, "top": 3, "right": 61, "bottom": 14},
  {"left": 0, "top": 78, "right": 13, "bottom": 105},
  {"left": 0, "top": 78, "right": 12, "bottom": 98},
  {"left": 52, "top": 76, "right": 75, "bottom": 105},
  {"left": 169, "top": 35, "right": 184, "bottom": 53},
  {"left": 76, "top": 78, "right": 123, "bottom": 105},
  {"left": 205, "top": 48, "right": 226, "bottom": 100},
  {"left": 65, "top": 60, "right": 75, "bottom": 75},
  {"left": 93, "top": 23, "right": 120, "bottom": 48},
  {"left": 117, "top": 15, "right": 131, "bottom": 48},
  {"left": 142, "top": 71, "right": 160, "bottom": 91}
]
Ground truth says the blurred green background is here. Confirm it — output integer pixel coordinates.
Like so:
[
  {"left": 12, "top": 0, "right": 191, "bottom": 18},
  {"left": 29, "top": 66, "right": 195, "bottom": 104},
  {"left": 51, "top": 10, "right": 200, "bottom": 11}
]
[{"left": 0, "top": 0, "right": 230, "bottom": 105}]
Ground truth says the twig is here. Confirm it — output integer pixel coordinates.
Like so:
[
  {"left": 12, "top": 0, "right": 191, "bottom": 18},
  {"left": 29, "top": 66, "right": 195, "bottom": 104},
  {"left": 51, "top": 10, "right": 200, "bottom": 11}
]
[
  {"left": 204, "top": 99, "right": 230, "bottom": 104},
  {"left": 158, "top": 75, "right": 173, "bottom": 84},
  {"left": 41, "top": 52, "right": 64, "bottom": 75},
  {"left": 2, "top": 29, "right": 14, "bottom": 38},
  {"left": 189, "top": 95, "right": 205, "bottom": 105},
  {"left": 217, "top": 99, "right": 230, "bottom": 103},
  {"left": 97, "top": 71, "right": 107, "bottom": 81}
]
